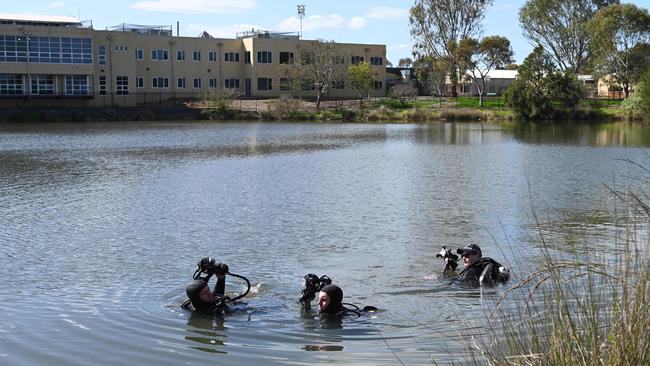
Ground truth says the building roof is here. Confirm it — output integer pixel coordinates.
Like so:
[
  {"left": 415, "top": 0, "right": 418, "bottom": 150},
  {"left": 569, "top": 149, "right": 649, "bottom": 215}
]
[
  {"left": 0, "top": 13, "right": 82, "bottom": 25},
  {"left": 464, "top": 69, "right": 519, "bottom": 79}
]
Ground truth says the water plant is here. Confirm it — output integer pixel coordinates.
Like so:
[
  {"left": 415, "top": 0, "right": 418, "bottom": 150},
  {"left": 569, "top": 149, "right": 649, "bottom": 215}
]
[{"left": 465, "top": 182, "right": 650, "bottom": 365}]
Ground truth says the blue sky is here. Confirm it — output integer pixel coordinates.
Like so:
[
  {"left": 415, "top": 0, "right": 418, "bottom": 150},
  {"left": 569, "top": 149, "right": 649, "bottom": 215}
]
[{"left": 3, "top": 0, "right": 648, "bottom": 65}]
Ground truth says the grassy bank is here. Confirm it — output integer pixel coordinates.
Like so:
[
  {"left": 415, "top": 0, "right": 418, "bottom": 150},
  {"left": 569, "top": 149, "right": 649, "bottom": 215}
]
[
  {"left": 0, "top": 96, "right": 629, "bottom": 123},
  {"left": 463, "top": 180, "right": 650, "bottom": 364}
]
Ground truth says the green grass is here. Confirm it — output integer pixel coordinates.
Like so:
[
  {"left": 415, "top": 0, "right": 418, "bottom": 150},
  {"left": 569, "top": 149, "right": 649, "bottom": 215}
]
[{"left": 454, "top": 96, "right": 506, "bottom": 109}]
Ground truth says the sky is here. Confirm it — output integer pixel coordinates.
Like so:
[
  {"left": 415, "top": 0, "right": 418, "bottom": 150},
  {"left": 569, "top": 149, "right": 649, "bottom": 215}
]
[{"left": 3, "top": 0, "right": 648, "bottom": 65}]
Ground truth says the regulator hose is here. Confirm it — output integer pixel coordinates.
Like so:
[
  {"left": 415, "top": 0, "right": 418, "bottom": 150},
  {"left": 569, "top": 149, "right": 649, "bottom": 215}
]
[{"left": 226, "top": 272, "right": 251, "bottom": 302}]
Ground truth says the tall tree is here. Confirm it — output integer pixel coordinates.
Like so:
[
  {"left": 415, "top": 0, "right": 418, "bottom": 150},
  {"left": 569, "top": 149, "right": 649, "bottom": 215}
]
[
  {"left": 519, "top": 0, "right": 602, "bottom": 73},
  {"left": 504, "top": 47, "right": 582, "bottom": 121},
  {"left": 347, "top": 61, "right": 375, "bottom": 109},
  {"left": 588, "top": 3, "right": 650, "bottom": 98},
  {"left": 279, "top": 40, "right": 345, "bottom": 109},
  {"left": 413, "top": 56, "right": 448, "bottom": 96},
  {"left": 641, "top": 67, "right": 650, "bottom": 121},
  {"left": 398, "top": 57, "right": 413, "bottom": 68},
  {"left": 409, "top": 0, "right": 494, "bottom": 97},
  {"left": 458, "top": 35, "right": 514, "bottom": 106}
]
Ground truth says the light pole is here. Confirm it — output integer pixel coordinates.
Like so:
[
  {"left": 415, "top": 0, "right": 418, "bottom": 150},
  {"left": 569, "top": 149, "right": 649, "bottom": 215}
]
[
  {"left": 297, "top": 4, "right": 305, "bottom": 39},
  {"left": 106, "top": 35, "right": 114, "bottom": 107},
  {"left": 217, "top": 42, "right": 223, "bottom": 89},
  {"left": 23, "top": 31, "right": 31, "bottom": 97}
]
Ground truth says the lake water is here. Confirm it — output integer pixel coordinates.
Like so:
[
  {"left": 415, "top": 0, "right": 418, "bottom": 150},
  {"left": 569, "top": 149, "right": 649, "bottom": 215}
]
[{"left": 1, "top": 121, "right": 648, "bottom": 365}]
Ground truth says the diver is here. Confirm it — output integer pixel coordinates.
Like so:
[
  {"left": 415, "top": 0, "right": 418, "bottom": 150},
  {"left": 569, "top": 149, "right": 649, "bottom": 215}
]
[
  {"left": 436, "top": 244, "right": 510, "bottom": 286},
  {"left": 298, "top": 273, "right": 376, "bottom": 319},
  {"left": 182, "top": 257, "right": 251, "bottom": 314}
]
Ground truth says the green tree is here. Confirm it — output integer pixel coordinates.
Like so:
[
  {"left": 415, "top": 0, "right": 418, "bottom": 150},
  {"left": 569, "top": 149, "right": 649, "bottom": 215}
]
[
  {"left": 279, "top": 40, "right": 345, "bottom": 109},
  {"left": 641, "top": 67, "right": 650, "bottom": 121},
  {"left": 347, "top": 61, "right": 374, "bottom": 109},
  {"left": 413, "top": 55, "right": 448, "bottom": 96},
  {"left": 398, "top": 57, "right": 413, "bottom": 68},
  {"left": 504, "top": 47, "right": 582, "bottom": 121},
  {"left": 458, "top": 35, "right": 514, "bottom": 107},
  {"left": 409, "top": 0, "right": 494, "bottom": 97},
  {"left": 519, "top": 0, "right": 603, "bottom": 73},
  {"left": 588, "top": 3, "right": 650, "bottom": 98}
]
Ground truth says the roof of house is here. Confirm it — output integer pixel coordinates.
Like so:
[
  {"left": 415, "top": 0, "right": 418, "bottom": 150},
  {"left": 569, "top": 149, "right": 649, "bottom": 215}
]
[{"left": 0, "top": 13, "right": 82, "bottom": 25}]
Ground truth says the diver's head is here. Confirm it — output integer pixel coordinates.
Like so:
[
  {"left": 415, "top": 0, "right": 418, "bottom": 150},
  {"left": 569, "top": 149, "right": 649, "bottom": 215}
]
[
  {"left": 457, "top": 244, "right": 482, "bottom": 267},
  {"left": 318, "top": 284, "right": 343, "bottom": 314},
  {"left": 186, "top": 279, "right": 213, "bottom": 312}
]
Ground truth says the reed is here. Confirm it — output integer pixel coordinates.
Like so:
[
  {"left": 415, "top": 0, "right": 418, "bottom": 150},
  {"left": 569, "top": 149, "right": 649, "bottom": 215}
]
[{"left": 465, "top": 188, "right": 650, "bottom": 365}]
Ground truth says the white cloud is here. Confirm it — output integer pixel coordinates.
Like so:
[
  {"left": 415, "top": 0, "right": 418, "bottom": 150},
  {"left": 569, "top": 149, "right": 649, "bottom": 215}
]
[
  {"left": 348, "top": 17, "right": 368, "bottom": 30},
  {"left": 277, "top": 14, "right": 368, "bottom": 32},
  {"left": 48, "top": 1, "right": 66, "bottom": 8},
  {"left": 365, "top": 6, "right": 408, "bottom": 20},
  {"left": 130, "top": 0, "right": 256, "bottom": 14},
  {"left": 185, "top": 22, "right": 261, "bottom": 39}
]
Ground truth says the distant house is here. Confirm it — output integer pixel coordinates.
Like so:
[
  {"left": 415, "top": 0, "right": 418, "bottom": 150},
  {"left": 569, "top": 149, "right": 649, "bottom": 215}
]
[
  {"left": 459, "top": 69, "right": 518, "bottom": 96},
  {"left": 386, "top": 67, "right": 416, "bottom": 90},
  {"left": 445, "top": 70, "right": 600, "bottom": 98}
]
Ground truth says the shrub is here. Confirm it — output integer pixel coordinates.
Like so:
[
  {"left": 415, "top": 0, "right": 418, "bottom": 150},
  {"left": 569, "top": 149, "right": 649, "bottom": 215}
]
[
  {"left": 267, "top": 95, "right": 303, "bottom": 119},
  {"left": 389, "top": 83, "right": 418, "bottom": 106}
]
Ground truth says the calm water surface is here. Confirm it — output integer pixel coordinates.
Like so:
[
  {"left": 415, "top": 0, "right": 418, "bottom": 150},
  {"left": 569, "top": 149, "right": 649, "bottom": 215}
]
[{"left": 1, "top": 122, "right": 648, "bottom": 365}]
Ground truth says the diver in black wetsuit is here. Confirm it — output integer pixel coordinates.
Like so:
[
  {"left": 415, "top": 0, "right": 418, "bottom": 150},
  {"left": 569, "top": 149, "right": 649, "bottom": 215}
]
[
  {"left": 183, "top": 257, "right": 251, "bottom": 314},
  {"left": 437, "top": 244, "right": 510, "bottom": 286},
  {"left": 298, "top": 274, "right": 376, "bottom": 319}
]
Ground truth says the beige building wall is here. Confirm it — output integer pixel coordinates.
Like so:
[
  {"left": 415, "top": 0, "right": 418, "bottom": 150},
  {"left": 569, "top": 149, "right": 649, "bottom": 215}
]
[{"left": 0, "top": 19, "right": 386, "bottom": 107}]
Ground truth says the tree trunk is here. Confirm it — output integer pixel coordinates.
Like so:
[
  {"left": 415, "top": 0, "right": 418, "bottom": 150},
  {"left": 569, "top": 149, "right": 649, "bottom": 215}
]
[
  {"left": 450, "top": 73, "right": 458, "bottom": 97},
  {"left": 316, "top": 91, "right": 322, "bottom": 109},
  {"left": 479, "top": 93, "right": 484, "bottom": 107}
]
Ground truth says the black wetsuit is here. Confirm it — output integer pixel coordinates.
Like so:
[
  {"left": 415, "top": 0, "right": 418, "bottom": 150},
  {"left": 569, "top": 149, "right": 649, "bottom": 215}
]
[
  {"left": 185, "top": 276, "right": 227, "bottom": 313},
  {"left": 457, "top": 257, "right": 505, "bottom": 286}
]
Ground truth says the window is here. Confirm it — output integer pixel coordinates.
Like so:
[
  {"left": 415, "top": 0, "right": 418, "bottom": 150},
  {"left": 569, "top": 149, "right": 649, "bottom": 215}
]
[
  {"left": 192, "top": 51, "right": 201, "bottom": 61},
  {"left": 31, "top": 74, "right": 55, "bottom": 95},
  {"left": 151, "top": 49, "right": 169, "bottom": 61},
  {"left": 374, "top": 80, "right": 383, "bottom": 90},
  {"left": 257, "top": 51, "right": 272, "bottom": 64},
  {"left": 279, "top": 78, "right": 291, "bottom": 90},
  {"left": 0, "top": 36, "right": 92, "bottom": 64},
  {"left": 301, "top": 80, "right": 315, "bottom": 91},
  {"left": 244, "top": 51, "right": 251, "bottom": 64},
  {"left": 152, "top": 77, "right": 169, "bottom": 88},
  {"left": 208, "top": 78, "right": 217, "bottom": 89},
  {"left": 332, "top": 80, "right": 345, "bottom": 89},
  {"left": 99, "top": 75, "right": 106, "bottom": 95},
  {"left": 177, "top": 78, "right": 185, "bottom": 88},
  {"left": 370, "top": 56, "right": 383, "bottom": 66},
  {"left": 225, "top": 79, "right": 240, "bottom": 89},
  {"left": 65, "top": 75, "right": 89, "bottom": 95},
  {"left": 224, "top": 52, "right": 239, "bottom": 62},
  {"left": 98, "top": 45, "right": 106, "bottom": 65},
  {"left": 116, "top": 76, "right": 128, "bottom": 95},
  {"left": 136, "top": 49, "right": 144, "bottom": 60},
  {"left": 351, "top": 56, "right": 364, "bottom": 64},
  {"left": 279, "top": 51, "right": 294, "bottom": 64},
  {"left": 193, "top": 78, "right": 201, "bottom": 88},
  {"left": 208, "top": 51, "right": 216, "bottom": 62},
  {"left": 136, "top": 77, "right": 144, "bottom": 88},
  {"left": 0, "top": 74, "right": 23, "bottom": 95},
  {"left": 334, "top": 56, "right": 345, "bottom": 65},
  {"left": 176, "top": 50, "right": 185, "bottom": 61},
  {"left": 257, "top": 78, "right": 272, "bottom": 90}
]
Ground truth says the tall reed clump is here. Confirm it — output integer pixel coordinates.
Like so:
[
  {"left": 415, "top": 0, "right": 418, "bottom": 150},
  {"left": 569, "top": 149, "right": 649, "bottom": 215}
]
[{"left": 465, "top": 188, "right": 650, "bottom": 365}]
